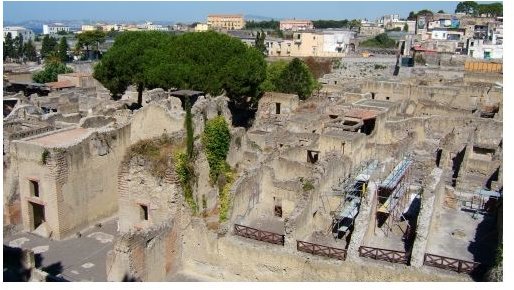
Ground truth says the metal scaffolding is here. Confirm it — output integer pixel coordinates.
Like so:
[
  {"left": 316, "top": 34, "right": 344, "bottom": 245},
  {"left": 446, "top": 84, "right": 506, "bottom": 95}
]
[
  {"left": 375, "top": 157, "right": 413, "bottom": 236},
  {"left": 331, "top": 160, "right": 378, "bottom": 239}
]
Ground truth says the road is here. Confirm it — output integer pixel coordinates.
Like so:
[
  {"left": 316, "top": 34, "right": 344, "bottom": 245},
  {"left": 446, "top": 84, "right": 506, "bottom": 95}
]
[{"left": 4, "top": 217, "right": 118, "bottom": 282}]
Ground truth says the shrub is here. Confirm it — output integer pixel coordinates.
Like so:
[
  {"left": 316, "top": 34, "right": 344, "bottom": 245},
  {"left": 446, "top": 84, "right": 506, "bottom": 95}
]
[
  {"left": 41, "top": 149, "right": 50, "bottom": 165},
  {"left": 175, "top": 151, "right": 198, "bottom": 213},
  {"left": 202, "top": 116, "right": 231, "bottom": 183},
  {"left": 33, "top": 62, "right": 73, "bottom": 83},
  {"left": 302, "top": 179, "right": 315, "bottom": 191}
]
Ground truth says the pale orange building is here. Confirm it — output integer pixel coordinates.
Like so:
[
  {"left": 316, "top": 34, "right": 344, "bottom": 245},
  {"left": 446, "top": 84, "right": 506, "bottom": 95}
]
[{"left": 207, "top": 14, "right": 245, "bottom": 30}]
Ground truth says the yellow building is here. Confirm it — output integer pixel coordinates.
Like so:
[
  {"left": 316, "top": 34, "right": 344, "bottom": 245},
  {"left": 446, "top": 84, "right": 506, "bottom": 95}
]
[
  {"left": 268, "top": 31, "right": 354, "bottom": 57},
  {"left": 207, "top": 14, "right": 245, "bottom": 30},
  {"left": 194, "top": 23, "right": 209, "bottom": 32},
  {"left": 81, "top": 25, "right": 98, "bottom": 32}
]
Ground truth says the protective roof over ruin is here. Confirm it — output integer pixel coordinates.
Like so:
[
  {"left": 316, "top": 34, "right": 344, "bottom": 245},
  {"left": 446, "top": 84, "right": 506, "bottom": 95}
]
[
  {"left": 26, "top": 127, "right": 91, "bottom": 147},
  {"left": 345, "top": 108, "right": 379, "bottom": 120}
]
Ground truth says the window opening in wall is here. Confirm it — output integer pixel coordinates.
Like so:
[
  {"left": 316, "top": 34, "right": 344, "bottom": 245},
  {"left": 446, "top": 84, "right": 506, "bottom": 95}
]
[
  {"left": 274, "top": 197, "right": 283, "bottom": 218},
  {"left": 29, "top": 179, "right": 40, "bottom": 197},
  {"left": 140, "top": 204, "right": 149, "bottom": 221},
  {"left": 307, "top": 150, "right": 319, "bottom": 164},
  {"left": 473, "top": 146, "right": 495, "bottom": 156},
  {"left": 386, "top": 96, "right": 390, "bottom": 100},
  {"left": 435, "top": 149, "right": 443, "bottom": 167},
  {"left": 361, "top": 118, "right": 376, "bottom": 135},
  {"left": 343, "top": 120, "right": 359, "bottom": 126},
  {"left": 275, "top": 102, "right": 281, "bottom": 114},
  {"left": 329, "top": 114, "right": 338, "bottom": 119},
  {"left": 371, "top": 92, "right": 375, "bottom": 99}
]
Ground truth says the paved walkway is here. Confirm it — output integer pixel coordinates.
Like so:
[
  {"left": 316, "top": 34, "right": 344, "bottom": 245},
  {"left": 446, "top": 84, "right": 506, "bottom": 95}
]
[{"left": 4, "top": 218, "right": 118, "bottom": 282}]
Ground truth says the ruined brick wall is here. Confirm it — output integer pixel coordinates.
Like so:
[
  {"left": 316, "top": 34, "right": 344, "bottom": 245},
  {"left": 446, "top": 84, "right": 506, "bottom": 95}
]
[{"left": 107, "top": 218, "right": 183, "bottom": 281}]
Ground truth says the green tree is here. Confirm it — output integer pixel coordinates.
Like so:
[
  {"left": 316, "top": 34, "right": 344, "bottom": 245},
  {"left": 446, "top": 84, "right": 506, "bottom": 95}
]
[
  {"left": 76, "top": 30, "right": 106, "bottom": 60},
  {"left": 23, "top": 39, "right": 37, "bottom": 62},
  {"left": 260, "top": 60, "right": 288, "bottom": 92},
  {"left": 94, "top": 31, "right": 266, "bottom": 109},
  {"left": 13, "top": 35, "right": 24, "bottom": 60},
  {"left": 455, "top": 1, "right": 479, "bottom": 15},
  {"left": 403, "top": 23, "right": 409, "bottom": 32},
  {"left": 312, "top": 19, "right": 349, "bottom": 29},
  {"left": 276, "top": 58, "right": 317, "bottom": 100},
  {"left": 94, "top": 31, "right": 172, "bottom": 104},
  {"left": 244, "top": 20, "right": 279, "bottom": 30},
  {"left": 360, "top": 33, "right": 397, "bottom": 48},
  {"left": 255, "top": 29, "right": 267, "bottom": 55},
  {"left": 57, "top": 37, "right": 69, "bottom": 62},
  {"left": 407, "top": 11, "right": 417, "bottom": 20},
  {"left": 3, "top": 32, "right": 15, "bottom": 60},
  {"left": 437, "top": 10, "right": 445, "bottom": 13},
  {"left": 41, "top": 35, "right": 58, "bottom": 58},
  {"left": 349, "top": 19, "right": 362, "bottom": 30},
  {"left": 417, "top": 9, "right": 434, "bottom": 17},
  {"left": 477, "top": 3, "right": 503, "bottom": 17},
  {"left": 32, "top": 62, "right": 73, "bottom": 83}
]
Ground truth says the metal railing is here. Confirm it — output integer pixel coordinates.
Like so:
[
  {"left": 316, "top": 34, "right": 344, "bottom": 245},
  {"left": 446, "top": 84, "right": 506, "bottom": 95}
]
[
  {"left": 423, "top": 253, "right": 479, "bottom": 274},
  {"left": 234, "top": 224, "right": 284, "bottom": 246},
  {"left": 297, "top": 240, "right": 347, "bottom": 261},
  {"left": 358, "top": 246, "right": 408, "bottom": 264}
]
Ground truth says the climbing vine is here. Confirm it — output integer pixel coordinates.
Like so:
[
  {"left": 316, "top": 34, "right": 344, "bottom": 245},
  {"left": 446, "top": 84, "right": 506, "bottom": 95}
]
[
  {"left": 202, "top": 116, "right": 231, "bottom": 183},
  {"left": 201, "top": 116, "right": 233, "bottom": 221}
]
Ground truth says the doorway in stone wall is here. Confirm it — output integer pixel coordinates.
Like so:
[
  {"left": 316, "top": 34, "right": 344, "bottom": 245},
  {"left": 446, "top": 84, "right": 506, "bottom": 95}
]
[{"left": 29, "top": 201, "right": 45, "bottom": 230}]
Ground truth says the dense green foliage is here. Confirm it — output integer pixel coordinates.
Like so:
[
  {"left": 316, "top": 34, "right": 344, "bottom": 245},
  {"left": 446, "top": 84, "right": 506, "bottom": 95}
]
[
  {"left": 21, "top": 40, "right": 37, "bottom": 62},
  {"left": 94, "top": 31, "right": 267, "bottom": 108},
  {"left": 75, "top": 30, "right": 106, "bottom": 60},
  {"left": 245, "top": 20, "right": 279, "bottom": 30},
  {"left": 218, "top": 167, "right": 234, "bottom": 222},
  {"left": 260, "top": 58, "right": 318, "bottom": 99},
  {"left": 3, "top": 33, "right": 14, "bottom": 59},
  {"left": 254, "top": 30, "right": 267, "bottom": 55},
  {"left": 312, "top": 19, "right": 361, "bottom": 29},
  {"left": 202, "top": 116, "right": 231, "bottom": 182},
  {"left": 201, "top": 115, "right": 234, "bottom": 222},
  {"left": 93, "top": 31, "right": 170, "bottom": 104},
  {"left": 359, "top": 33, "right": 397, "bottom": 48},
  {"left": 454, "top": 1, "right": 502, "bottom": 16},
  {"left": 313, "top": 19, "right": 349, "bottom": 29},
  {"left": 275, "top": 58, "right": 318, "bottom": 100},
  {"left": 407, "top": 9, "right": 434, "bottom": 20},
  {"left": 32, "top": 62, "right": 73, "bottom": 83},
  {"left": 58, "top": 37, "right": 69, "bottom": 62},
  {"left": 6, "top": 35, "right": 38, "bottom": 62},
  {"left": 260, "top": 60, "right": 289, "bottom": 92},
  {"left": 41, "top": 35, "right": 58, "bottom": 59},
  {"left": 175, "top": 151, "right": 198, "bottom": 213}
]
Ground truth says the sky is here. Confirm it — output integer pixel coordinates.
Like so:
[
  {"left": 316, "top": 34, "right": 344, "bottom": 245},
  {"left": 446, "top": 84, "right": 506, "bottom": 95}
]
[{"left": 3, "top": 1, "right": 465, "bottom": 23}]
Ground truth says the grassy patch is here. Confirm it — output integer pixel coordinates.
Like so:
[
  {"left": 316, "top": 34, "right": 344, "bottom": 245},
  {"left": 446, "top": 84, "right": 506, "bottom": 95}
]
[{"left": 127, "top": 135, "right": 179, "bottom": 179}]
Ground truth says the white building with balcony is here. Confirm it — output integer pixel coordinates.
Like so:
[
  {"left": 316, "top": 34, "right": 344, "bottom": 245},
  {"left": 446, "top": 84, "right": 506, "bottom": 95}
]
[
  {"left": 43, "top": 23, "right": 71, "bottom": 35},
  {"left": 3, "top": 26, "right": 35, "bottom": 43}
]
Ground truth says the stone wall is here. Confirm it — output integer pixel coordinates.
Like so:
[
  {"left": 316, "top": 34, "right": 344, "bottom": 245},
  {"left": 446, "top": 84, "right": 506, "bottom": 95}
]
[{"left": 179, "top": 216, "right": 469, "bottom": 281}]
